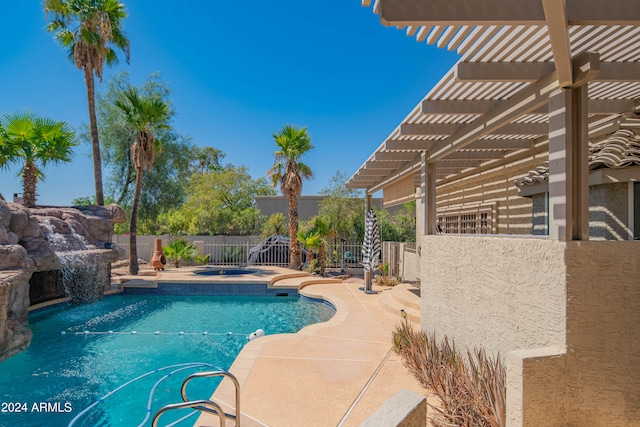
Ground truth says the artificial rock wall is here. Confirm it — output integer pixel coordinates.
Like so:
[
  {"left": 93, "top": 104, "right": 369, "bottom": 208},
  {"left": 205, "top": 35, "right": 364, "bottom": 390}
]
[{"left": 0, "top": 197, "right": 126, "bottom": 361}]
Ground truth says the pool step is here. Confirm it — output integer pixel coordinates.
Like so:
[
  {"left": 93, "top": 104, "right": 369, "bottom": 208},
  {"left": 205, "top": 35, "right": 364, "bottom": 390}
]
[
  {"left": 271, "top": 274, "right": 342, "bottom": 288},
  {"left": 378, "top": 283, "right": 421, "bottom": 323},
  {"left": 119, "top": 278, "right": 159, "bottom": 288},
  {"left": 269, "top": 272, "right": 311, "bottom": 285}
]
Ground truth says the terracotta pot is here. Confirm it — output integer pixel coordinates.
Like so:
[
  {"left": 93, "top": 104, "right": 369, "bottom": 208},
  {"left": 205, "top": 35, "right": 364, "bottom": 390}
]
[{"left": 151, "top": 238, "right": 167, "bottom": 271}]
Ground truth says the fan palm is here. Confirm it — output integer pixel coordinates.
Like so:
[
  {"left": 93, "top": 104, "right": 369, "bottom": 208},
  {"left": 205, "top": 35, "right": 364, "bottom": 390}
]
[
  {"left": 267, "top": 125, "right": 314, "bottom": 270},
  {"left": 310, "top": 216, "right": 329, "bottom": 272},
  {"left": 0, "top": 112, "right": 76, "bottom": 208},
  {"left": 44, "top": 0, "right": 130, "bottom": 206},
  {"left": 116, "top": 88, "right": 169, "bottom": 275},
  {"left": 163, "top": 238, "right": 197, "bottom": 268},
  {"left": 297, "top": 229, "right": 321, "bottom": 273}
]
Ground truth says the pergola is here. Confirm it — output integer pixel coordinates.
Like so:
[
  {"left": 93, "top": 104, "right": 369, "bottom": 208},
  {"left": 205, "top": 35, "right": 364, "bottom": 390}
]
[
  {"left": 348, "top": 0, "right": 640, "bottom": 241},
  {"left": 348, "top": 2, "right": 640, "bottom": 425}
]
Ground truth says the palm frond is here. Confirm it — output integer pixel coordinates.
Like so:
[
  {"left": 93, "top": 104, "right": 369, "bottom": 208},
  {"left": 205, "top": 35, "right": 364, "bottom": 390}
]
[{"left": 45, "top": 0, "right": 130, "bottom": 73}]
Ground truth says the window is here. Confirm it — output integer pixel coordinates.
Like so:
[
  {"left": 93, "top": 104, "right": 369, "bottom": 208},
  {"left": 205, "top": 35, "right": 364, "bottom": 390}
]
[{"left": 437, "top": 206, "right": 494, "bottom": 234}]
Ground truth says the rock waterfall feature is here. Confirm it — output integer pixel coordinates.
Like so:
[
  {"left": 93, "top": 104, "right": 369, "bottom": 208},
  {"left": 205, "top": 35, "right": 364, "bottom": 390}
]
[{"left": 0, "top": 197, "right": 125, "bottom": 361}]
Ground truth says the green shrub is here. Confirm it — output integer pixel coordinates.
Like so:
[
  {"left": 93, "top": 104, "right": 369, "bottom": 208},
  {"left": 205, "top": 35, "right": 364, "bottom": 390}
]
[
  {"left": 195, "top": 254, "right": 211, "bottom": 265},
  {"left": 163, "top": 238, "right": 197, "bottom": 268}
]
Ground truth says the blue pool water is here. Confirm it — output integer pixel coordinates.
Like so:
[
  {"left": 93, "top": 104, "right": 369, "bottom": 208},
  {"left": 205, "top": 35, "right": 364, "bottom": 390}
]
[{"left": 0, "top": 294, "right": 334, "bottom": 426}]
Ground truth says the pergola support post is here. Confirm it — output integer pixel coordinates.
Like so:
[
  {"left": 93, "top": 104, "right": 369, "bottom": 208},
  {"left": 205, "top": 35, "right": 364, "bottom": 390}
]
[
  {"left": 548, "top": 85, "right": 590, "bottom": 241},
  {"left": 421, "top": 152, "right": 438, "bottom": 235}
]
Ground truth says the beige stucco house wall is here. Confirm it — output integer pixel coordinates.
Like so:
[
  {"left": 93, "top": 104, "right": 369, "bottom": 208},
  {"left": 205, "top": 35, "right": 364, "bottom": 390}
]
[{"left": 421, "top": 236, "right": 640, "bottom": 426}]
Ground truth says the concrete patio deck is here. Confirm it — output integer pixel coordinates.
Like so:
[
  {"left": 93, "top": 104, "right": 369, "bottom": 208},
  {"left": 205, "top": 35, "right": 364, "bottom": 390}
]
[{"left": 113, "top": 266, "right": 426, "bottom": 426}]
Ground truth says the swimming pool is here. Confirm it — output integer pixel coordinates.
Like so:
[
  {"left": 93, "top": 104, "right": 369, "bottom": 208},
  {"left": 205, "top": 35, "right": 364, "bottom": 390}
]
[{"left": 0, "top": 294, "right": 335, "bottom": 426}]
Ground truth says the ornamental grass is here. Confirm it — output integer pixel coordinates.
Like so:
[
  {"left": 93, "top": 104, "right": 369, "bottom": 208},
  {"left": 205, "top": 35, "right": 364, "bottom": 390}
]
[{"left": 393, "top": 320, "right": 506, "bottom": 427}]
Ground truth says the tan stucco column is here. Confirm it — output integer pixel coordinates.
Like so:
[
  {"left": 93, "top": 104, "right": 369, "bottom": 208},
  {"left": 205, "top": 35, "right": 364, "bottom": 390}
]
[
  {"left": 420, "top": 152, "right": 437, "bottom": 236},
  {"left": 548, "top": 85, "right": 589, "bottom": 241}
]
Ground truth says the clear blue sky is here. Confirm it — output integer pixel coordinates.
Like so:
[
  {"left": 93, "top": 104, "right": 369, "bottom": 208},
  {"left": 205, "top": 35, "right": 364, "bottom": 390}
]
[{"left": 0, "top": 1, "right": 458, "bottom": 206}]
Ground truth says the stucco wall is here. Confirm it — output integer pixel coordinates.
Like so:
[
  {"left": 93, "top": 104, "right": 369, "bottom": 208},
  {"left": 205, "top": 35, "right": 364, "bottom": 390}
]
[
  {"left": 420, "top": 235, "right": 640, "bottom": 426},
  {"left": 420, "top": 235, "right": 567, "bottom": 354},
  {"left": 507, "top": 347, "right": 567, "bottom": 427},
  {"left": 563, "top": 241, "right": 640, "bottom": 425}
]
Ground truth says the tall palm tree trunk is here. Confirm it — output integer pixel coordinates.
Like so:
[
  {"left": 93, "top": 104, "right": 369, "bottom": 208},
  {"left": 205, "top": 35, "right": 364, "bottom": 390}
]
[
  {"left": 128, "top": 167, "right": 143, "bottom": 275},
  {"left": 288, "top": 195, "right": 301, "bottom": 269},
  {"left": 84, "top": 67, "right": 105, "bottom": 205},
  {"left": 22, "top": 163, "right": 37, "bottom": 208}
]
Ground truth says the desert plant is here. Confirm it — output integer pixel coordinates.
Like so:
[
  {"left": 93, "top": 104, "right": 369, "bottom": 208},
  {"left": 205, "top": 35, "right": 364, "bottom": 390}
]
[
  {"left": 375, "top": 263, "right": 398, "bottom": 286},
  {"left": 392, "top": 319, "right": 506, "bottom": 427},
  {"left": 195, "top": 254, "right": 211, "bottom": 265},
  {"left": 162, "top": 238, "right": 196, "bottom": 268}
]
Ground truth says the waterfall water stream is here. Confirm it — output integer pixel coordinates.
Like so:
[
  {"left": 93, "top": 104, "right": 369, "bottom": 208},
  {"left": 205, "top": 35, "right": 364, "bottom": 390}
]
[{"left": 41, "top": 219, "right": 106, "bottom": 303}]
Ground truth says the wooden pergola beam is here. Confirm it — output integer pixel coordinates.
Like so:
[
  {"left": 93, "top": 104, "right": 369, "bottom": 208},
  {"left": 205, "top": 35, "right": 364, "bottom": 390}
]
[
  {"left": 455, "top": 60, "right": 635, "bottom": 83},
  {"left": 374, "top": 151, "right": 419, "bottom": 161},
  {"left": 367, "top": 160, "right": 422, "bottom": 194},
  {"left": 364, "top": 160, "right": 408, "bottom": 169},
  {"left": 444, "top": 151, "right": 504, "bottom": 160},
  {"left": 467, "top": 139, "right": 535, "bottom": 150},
  {"left": 456, "top": 62, "right": 555, "bottom": 82},
  {"left": 384, "top": 139, "right": 437, "bottom": 151},
  {"left": 422, "top": 99, "right": 502, "bottom": 114},
  {"left": 542, "top": 0, "right": 573, "bottom": 88},
  {"left": 436, "top": 159, "right": 481, "bottom": 168},
  {"left": 378, "top": 0, "right": 640, "bottom": 26},
  {"left": 356, "top": 169, "right": 392, "bottom": 177},
  {"left": 422, "top": 98, "right": 638, "bottom": 114},
  {"left": 428, "top": 70, "right": 560, "bottom": 161},
  {"left": 401, "top": 122, "right": 548, "bottom": 136}
]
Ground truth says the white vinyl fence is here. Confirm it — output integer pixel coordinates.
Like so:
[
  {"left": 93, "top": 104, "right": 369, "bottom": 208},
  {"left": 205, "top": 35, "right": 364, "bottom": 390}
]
[{"left": 112, "top": 235, "right": 363, "bottom": 268}]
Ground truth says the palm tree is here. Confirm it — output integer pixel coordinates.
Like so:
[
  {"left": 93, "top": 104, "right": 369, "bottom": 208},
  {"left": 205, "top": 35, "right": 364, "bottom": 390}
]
[
  {"left": 297, "top": 229, "right": 321, "bottom": 273},
  {"left": 0, "top": 112, "right": 76, "bottom": 208},
  {"left": 267, "top": 125, "right": 314, "bottom": 270},
  {"left": 116, "top": 88, "right": 169, "bottom": 275},
  {"left": 163, "top": 238, "right": 197, "bottom": 268},
  {"left": 310, "top": 216, "right": 329, "bottom": 273},
  {"left": 44, "top": 0, "right": 130, "bottom": 206},
  {"left": 195, "top": 146, "right": 225, "bottom": 174}
]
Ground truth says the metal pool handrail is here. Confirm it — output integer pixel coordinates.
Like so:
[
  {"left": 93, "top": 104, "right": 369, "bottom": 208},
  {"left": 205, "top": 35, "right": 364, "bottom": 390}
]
[
  {"left": 181, "top": 370, "right": 241, "bottom": 427},
  {"left": 152, "top": 400, "right": 226, "bottom": 427}
]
